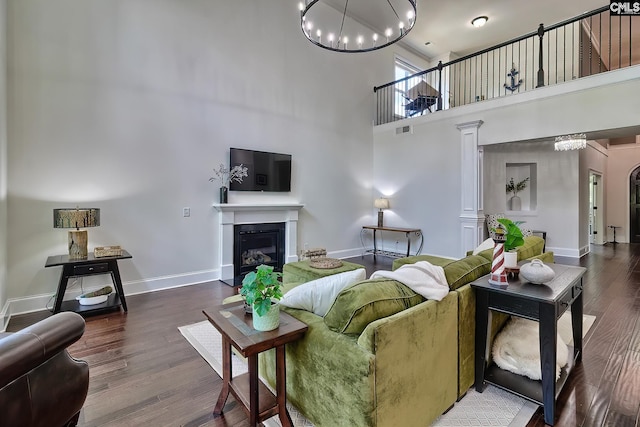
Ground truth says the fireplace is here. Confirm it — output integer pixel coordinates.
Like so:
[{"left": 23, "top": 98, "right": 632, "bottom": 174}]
[
  {"left": 234, "top": 223, "right": 286, "bottom": 282},
  {"left": 212, "top": 202, "right": 304, "bottom": 287}
]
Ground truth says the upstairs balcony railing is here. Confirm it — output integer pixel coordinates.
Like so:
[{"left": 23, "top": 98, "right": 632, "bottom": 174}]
[{"left": 374, "top": 5, "right": 638, "bottom": 126}]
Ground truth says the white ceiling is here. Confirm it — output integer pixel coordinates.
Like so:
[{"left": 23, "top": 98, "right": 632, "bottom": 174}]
[
  {"left": 332, "top": 0, "right": 608, "bottom": 59},
  {"left": 316, "top": 1, "right": 638, "bottom": 145}
]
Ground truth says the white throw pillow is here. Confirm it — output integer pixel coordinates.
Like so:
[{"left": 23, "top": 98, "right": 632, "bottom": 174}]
[
  {"left": 472, "top": 237, "right": 495, "bottom": 255},
  {"left": 280, "top": 268, "right": 366, "bottom": 317}
]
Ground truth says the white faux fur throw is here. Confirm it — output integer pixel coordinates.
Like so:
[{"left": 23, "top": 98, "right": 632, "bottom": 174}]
[
  {"left": 492, "top": 317, "right": 569, "bottom": 381},
  {"left": 369, "top": 261, "right": 449, "bottom": 301}
]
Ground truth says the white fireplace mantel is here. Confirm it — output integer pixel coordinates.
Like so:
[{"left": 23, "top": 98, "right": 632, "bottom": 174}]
[
  {"left": 213, "top": 203, "right": 304, "bottom": 281},
  {"left": 212, "top": 203, "right": 304, "bottom": 213}
]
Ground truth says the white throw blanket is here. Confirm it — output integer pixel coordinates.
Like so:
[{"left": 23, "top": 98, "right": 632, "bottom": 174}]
[
  {"left": 492, "top": 317, "right": 569, "bottom": 381},
  {"left": 369, "top": 261, "right": 449, "bottom": 301}
]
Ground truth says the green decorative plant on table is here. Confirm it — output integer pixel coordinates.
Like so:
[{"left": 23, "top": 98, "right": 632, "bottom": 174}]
[
  {"left": 506, "top": 177, "right": 529, "bottom": 211},
  {"left": 493, "top": 218, "right": 525, "bottom": 268},
  {"left": 240, "top": 264, "right": 283, "bottom": 331}
]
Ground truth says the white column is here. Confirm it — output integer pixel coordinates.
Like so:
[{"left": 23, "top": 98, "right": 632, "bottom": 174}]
[
  {"left": 219, "top": 210, "right": 235, "bottom": 281},
  {"left": 285, "top": 208, "right": 299, "bottom": 264},
  {"left": 457, "top": 120, "right": 485, "bottom": 256}
]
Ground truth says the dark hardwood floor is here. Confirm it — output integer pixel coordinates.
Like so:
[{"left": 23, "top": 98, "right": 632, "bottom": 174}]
[{"left": 6, "top": 246, "right": 639, "bottom": 427}]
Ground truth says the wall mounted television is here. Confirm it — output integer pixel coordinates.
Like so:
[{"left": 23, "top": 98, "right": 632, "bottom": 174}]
[{"left": 229, "top": 148, "right": 292, "bottom": 192}]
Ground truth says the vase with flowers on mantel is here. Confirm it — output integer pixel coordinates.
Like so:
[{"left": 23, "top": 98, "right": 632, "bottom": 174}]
[
  {"left": 219, "top": 186, "right": 228, "bottom": 204},
  {"left": 209, "top": 163, "right": 248, "bottom": 204}
]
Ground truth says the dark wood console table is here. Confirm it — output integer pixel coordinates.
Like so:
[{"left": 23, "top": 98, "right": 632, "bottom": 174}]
[
  {"left": 471, "top": 263, "right": 586, "bottom": 426},
  {"left": 361, "top": 225, "right": 423, "bottom": 259},
  {"left": 203, "top": 302, "right": 308, "bottom": 427},
  {"left": 45, "top": 250, "right": 132, "bottom": 315}
]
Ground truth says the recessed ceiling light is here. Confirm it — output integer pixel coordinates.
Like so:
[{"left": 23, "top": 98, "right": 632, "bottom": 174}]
[{"left": 471, "top": 16, "right": 488, "bottom": 28}]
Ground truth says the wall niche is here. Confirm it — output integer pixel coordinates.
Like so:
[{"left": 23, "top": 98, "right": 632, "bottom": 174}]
[{"left": 505, "top": 163, "right": 537, "bottom": 212}]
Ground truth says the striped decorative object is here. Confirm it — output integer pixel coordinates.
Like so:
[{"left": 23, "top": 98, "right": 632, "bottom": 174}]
[{"left": 488, "top": 242, "right": 509, "bottom": 288}]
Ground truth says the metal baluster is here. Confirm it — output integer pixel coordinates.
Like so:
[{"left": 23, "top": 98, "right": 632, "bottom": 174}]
[
  {"left": 437, "top": 61, "right": 443, "bottom": 111},
  {"left": 536, "top": 23, "right": 545, "bottom": 87},
  {"left": 619, "top": 15, "right": 622, "bottom": 69},
  {"left": 608, "top": 14, "right": 611, "bottom": 71},
  {"left": 598, "top": 14, "right": 602, "bottom": 73}
]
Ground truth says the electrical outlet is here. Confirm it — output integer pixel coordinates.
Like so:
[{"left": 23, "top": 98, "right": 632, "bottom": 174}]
[{"left": 183, "top": 207, "right": 191, "bottom": 217}]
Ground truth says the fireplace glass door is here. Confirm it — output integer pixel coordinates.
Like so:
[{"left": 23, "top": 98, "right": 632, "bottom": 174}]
[{"left": 234, "top": 223, "right": 286, "bottom": 282}]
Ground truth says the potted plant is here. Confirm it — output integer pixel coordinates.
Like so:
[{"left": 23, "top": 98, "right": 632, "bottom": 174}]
[
  {"left": 209, "top": 163, "right": 248, "bottom": 204},
  {"left": 493, "top": 218, "right": 525, "bottom": 268},
  {"left": 505, "top": 177, "right": 529, "bottom": 211},
  {"left": 240, "top": 264, "right": 283, "bottom": 331}
]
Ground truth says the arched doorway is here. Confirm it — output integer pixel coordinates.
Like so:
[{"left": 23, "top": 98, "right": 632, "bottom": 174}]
[{"left": 631, "top": 166, "right": 640, "bottom": 243}]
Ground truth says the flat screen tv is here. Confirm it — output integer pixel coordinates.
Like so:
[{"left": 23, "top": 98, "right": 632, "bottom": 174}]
[{"left": 229, "top": 148, "right": 292, "bottom": 192}]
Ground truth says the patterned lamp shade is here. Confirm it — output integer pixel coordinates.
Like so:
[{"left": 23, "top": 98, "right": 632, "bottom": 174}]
[
  {"left": 53, "top": 208, "right": 100, "bottom": 230},
  {"left": 53, "top": 208, "right": 100, "bottom": 259}
]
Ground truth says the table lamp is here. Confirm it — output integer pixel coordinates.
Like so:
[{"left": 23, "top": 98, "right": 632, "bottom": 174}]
[
  {"left": 374, "top": 198, "right": 389, "bottom": 227},
  {"left": 53, "top": 207, "right": 100, "bottom": 259}
]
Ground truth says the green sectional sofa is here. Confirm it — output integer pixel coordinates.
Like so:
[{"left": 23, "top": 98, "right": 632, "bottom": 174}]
[
  {"left": 260, "top": 282, "right": 458, "bottom": 427},
  {"left": 249, "top": 236, "right": 552, "bottom": 426},
  {"left": 393, "top": 235, "right": 554, "bottom": 397}
]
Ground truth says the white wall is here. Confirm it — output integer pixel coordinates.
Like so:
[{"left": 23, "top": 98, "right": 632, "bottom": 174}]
[
  {"left": 4, "top": 0, "right": 425, "bottom": 313},
  {"left": 484, "top": 142, "right": 580, "bottom": 257},
  {"left": 374, "top": 67, "right": 640, "bottom": 258},
  {"left": 606, "top": 144, "right": 640, "bottom": 243},
  {"left": 0, "top": 0, "right": 7, "bottom": 327},
  {"left": 579, "top": 142, "right": 608, "bottom": 249}
]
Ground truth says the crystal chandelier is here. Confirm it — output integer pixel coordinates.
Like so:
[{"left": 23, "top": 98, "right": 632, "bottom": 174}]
[
  {"left": 554, "top": 133, "right": 587, "bottom": 151},
  {"left": 299, "top": 0, "right": 417, "bottom": 53}
]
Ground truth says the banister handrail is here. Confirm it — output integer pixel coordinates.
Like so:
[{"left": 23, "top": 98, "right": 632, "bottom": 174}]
[
  {"left": 374, "top": 65, "right": 439, "bottom": 91},
  {"left": 374, "top": 5, "right": 611, "bottom": 92}
]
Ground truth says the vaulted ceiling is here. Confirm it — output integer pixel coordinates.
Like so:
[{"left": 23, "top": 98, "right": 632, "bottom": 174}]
[{"left": 401, "top": 0, "right": 607, "bottom": 59}]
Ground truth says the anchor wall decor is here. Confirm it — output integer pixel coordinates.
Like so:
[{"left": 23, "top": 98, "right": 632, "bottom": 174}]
[{"left": 504, "top": 63, "right": 523, "bottom": 92}]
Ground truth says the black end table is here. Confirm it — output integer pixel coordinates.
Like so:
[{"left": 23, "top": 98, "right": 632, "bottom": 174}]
[
  {"left": 471, "top": 263, "right": 586, "bottom": 426},
  {"left": 45, "top": 250, "right": 132, "bottom": 315}
]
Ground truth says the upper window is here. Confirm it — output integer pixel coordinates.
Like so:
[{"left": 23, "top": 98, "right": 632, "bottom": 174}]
[{"left": 395, "top": 58, "right": 424, "bottom": 118}]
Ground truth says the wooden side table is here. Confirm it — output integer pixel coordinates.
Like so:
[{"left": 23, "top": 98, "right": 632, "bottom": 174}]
[
  {"left": 44, "top": 250, "right": 132, "bottom": 315},
  {"left": 203, "top": 302, "right": 308, "bottom": 427},
  {"left": 471, "top": 263, "right": 586, "bottom": 426}
]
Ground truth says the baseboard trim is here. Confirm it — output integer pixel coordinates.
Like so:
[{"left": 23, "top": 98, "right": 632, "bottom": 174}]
[
  {"left": 3, "top": 269, "right": 219, "bottom": 321},
  {"left": 328, "top": 247, "right": 364, "bottom": 259},
  {"left": 0, "top": 300, "right": 9, "bottom": 332},
  {"left": 546, "top": 246, "right": 582, "bottom": 258}
]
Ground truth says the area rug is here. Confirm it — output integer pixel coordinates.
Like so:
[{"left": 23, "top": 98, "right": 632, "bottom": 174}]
[{"left": 179, "top": 313, "right": 595, "bottom": 427}]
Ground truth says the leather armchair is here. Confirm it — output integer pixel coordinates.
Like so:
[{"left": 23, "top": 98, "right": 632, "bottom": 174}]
[{"left": 0, "top": 312, "right": 89, "bottom": 427}]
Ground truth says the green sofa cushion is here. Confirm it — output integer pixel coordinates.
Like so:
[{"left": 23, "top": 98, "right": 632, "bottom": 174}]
[
  {"left": 516, "top": 235, "right": 545, "bottom": 261},
  {"left": 283, "top": 260, "right": 364, "bottom": 284},
  {"left": 392, "top": 255, "right": 454, "bottom": 271},
  {"left": 443, "top": 255, "right": 491, "bottom": 290},
  {"left": 324, "top": 278, "right": 424, "bottom": 335},
  {"left": 476, "top": 248, "right": 494, "bottom": 262}
]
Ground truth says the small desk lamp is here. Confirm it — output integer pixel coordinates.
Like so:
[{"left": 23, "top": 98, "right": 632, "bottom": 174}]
[
  {"left": 53, "top": 207, "right": 100, "bottom": 259},
  {"left": 374, "top": 198, "right": 389, "bottom": 227}
]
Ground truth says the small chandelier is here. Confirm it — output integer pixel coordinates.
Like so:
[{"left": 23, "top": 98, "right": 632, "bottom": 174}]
[
  {"left": 554, "top": 133, "right": 587, "bottom": 151},
  {"left": 299, "top": 0, "right": 417, "bottom": 53}
]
